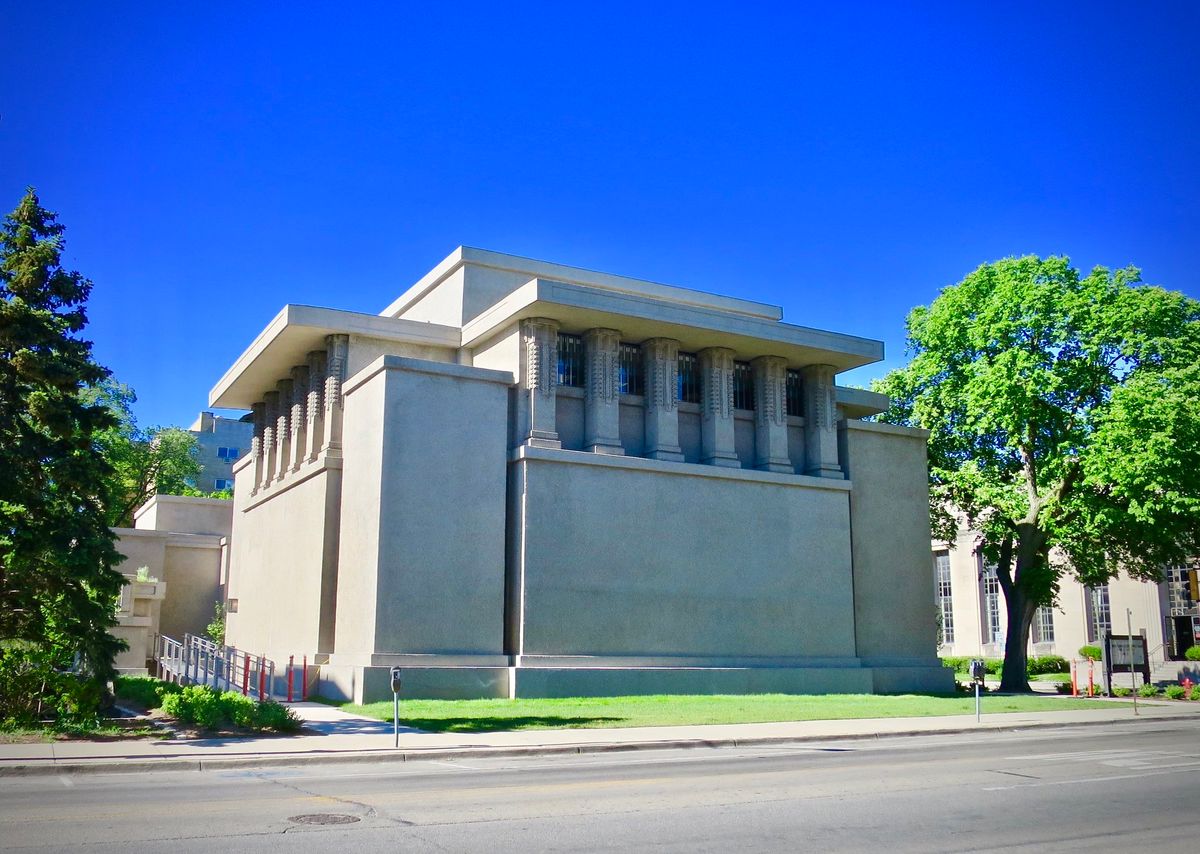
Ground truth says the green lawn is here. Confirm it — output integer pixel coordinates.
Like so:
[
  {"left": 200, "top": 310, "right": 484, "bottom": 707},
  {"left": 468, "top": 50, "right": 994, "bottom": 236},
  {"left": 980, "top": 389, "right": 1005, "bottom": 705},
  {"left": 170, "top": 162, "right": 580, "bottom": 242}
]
[{"left": 337, "top": 693, "right": 1121, "bottom": 733}]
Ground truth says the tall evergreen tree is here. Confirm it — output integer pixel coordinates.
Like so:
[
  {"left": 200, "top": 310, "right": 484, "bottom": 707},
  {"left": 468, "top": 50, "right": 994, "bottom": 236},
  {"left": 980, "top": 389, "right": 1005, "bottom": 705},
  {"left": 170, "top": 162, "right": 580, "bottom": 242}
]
[{"left": 0, "top": 188, "right": 125, "bottom": 682}]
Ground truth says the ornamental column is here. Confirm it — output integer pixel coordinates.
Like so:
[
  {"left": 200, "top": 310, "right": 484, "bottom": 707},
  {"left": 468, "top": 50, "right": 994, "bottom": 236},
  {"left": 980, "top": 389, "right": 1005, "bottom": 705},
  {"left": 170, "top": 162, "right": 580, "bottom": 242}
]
[
  {"left": 698, "top": 346, "right": 739, "bottom": 467},
  {"left": 752, "top": 355, "right": 792, "bottom": 473},
  {"left": 289, "top": 365, "right": 309, "bottom": 473},
  {"left": 583, "top": 327, "right": 623, "bottom": 455},
  {"left": 518, "top": 317, "right": 561, "bottom": 448},
  {"left": 801, "top": 363, "right": 842, "bottom": 477},
  {"left": 322, "top": 334, "right": 349, "bottom": 457},
  {"left": 642, "top": 337, "right": 683, "bottom": 462},
  {"left": 273, "top": 378, "right": 293, "bottom": 484},
  {"left": 249, "top": 401, "right": 266, "bottom": 495},
  {"left": 305, "top": 350, "right": 326, "bottom": 463},
  {"left": 260, "top": 391, "right": 279, "bottom": 490}
]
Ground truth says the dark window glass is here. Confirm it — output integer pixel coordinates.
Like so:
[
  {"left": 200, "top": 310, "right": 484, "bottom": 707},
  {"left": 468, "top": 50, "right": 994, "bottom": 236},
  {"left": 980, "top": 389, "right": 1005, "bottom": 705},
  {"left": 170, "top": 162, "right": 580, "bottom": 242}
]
[
  {"left": 733, "top": 361, "right": 755, "bottom": 410},
  {"left": 677, "top": 353, "right": 700, "bottom": 403},
  {"left": 785, "top": 370, "right": 803, "bottom": 417},
  {"left": 619, "top": 343, "right": 644, "bottom": 396},
  {"left": 557, "top": 333, "right": 584, "bottom": 388}
]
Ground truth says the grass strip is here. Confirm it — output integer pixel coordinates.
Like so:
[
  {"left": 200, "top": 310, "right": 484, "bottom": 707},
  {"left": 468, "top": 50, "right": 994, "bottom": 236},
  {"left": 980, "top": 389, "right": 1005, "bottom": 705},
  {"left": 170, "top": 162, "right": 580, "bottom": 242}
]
[{"left": 337, "top": 693, "right": 1121, "bottom": 733}]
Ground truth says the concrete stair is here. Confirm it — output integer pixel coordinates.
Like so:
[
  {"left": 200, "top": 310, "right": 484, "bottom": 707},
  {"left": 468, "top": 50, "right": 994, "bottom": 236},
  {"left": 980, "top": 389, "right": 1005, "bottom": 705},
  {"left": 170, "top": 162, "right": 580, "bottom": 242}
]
[{"left": 1150, "top": 660, "right": 1200, "bottom": 686}]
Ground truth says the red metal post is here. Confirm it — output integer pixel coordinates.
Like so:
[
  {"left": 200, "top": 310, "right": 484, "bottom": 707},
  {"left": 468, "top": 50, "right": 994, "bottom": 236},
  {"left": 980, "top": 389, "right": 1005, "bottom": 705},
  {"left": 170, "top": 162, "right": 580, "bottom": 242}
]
[
  {"left": 302, "top": 654, "right": 308, "bottom": 701},
  {"left": 287, "top": 655, "right": 295, "bottom": 702},
  {"left": 1088, "top": 658, "right": 1095, "bottom": 697},
  {"left": 258, "top": 655, "right": 266, "bottom": 700},
  {"left": 242, "top": 653, "right": 250, "bottom": 696}
]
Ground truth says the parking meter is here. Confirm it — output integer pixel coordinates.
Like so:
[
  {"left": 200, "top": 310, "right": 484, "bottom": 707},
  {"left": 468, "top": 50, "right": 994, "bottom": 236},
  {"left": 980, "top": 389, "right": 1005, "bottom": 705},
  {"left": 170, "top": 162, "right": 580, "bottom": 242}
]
[
  {"left": 390, "top": 666, "right": 402, "bottom": 747},
  {"left": 968, "top": 659, "right": 985, "bottom": 722},
  {"left": 969, "top": 659, "right": 986, "bottom": 683}
]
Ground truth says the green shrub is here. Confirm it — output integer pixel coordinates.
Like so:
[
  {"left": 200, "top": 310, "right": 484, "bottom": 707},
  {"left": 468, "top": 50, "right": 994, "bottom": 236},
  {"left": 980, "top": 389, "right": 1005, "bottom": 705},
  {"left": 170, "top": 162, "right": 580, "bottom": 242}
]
[
  {"left": 113, "top": 676, "right": 182, "bottom": 710},
  {"left": 1184, "top": 645, "right": 1200, "bottom": 662},
  {"left": 160, "top": 685, "right": 224, "bottom": 729},
  {"left": 1164, "top": 685, "right": 1187, "bottom": 700},
  {"left": 1079, "top": 645, "right": 1102, "bottom": 661},
  {"left": 254, "top": 699, "right": 302, "bottom": 732},
  {"left": 1111, "top": 686, "right": 1132, "bottom": 697},
  {"left": 0, "top": 641, "right": 104, "bottom": 730},
  {"left": 218, "top": 691, "right": 259, "bottom": 728},
  {"left": 1027, "top": 655, "right": 1069, "bottom": 675},
  {"left": 1137, "top": 683, "right": 1160, "bottom": 698},
  {"left": 1191, "top": 685, "right": 1200, "bottom": 701},
  {"left": 1054, "top": 682, "right": 1074, "bottom": 694},
  {"left": 157, "top": 684, "right": 301, "bottom": 732}
]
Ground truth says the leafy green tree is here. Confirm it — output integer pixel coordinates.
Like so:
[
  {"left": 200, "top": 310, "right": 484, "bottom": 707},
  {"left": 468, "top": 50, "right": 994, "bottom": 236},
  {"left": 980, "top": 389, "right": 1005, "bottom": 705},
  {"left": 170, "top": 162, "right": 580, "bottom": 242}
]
[
  {"left": 88, "top": 380, "right": 202, "bottom": 527},
  {"left": 0, "top": 188, "right": 126, "bottom": 689},
  {"left": 877, "top": 256, "right": 1200, "bottom": 692}
]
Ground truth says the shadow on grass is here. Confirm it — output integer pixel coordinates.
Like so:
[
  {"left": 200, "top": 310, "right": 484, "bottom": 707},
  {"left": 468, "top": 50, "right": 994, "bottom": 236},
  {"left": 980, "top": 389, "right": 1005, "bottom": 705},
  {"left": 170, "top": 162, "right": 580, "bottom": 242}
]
[{"left": 402, "top": 715, "right": 625, "bottom": 733}]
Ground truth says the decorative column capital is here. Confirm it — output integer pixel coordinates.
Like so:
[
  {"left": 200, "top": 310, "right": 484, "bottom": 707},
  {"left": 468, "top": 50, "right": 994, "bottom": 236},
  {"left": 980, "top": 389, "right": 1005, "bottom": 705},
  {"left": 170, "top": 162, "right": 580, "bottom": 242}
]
[
  {"left": 800, "top": 363, "right": 841, "bottom": 477},
  {"left": 324, "top": 335, "right": 349, "bottom": 408},
  {"left": 752, "top": 355, "right": 791, "bottom": 472},
  {"left": 698, "top": 347, "right": 738, "bottom": 467},
  {"left": 751, "top": 355, "right": 788, "bottom": 427},
  {"left": 583, "top": 327, "right": 623, "bottom": 454},
  {"left": 642, "top": 338, "right": 680, "bottom": 413},
  {"left": 642, "top": 338, "right": 683, "bottom": 461},
  {"left": 698, "top": 347, "right": 735, "bottom": 420},
  {"left": 517, "top": 317, "right": 561, "bottom": 448},
  {"left": 583, "top": 328, "right": 620, "bottom": 403},
  {"left": 521, "top": 317, "right": 560, "bottom": 399}
]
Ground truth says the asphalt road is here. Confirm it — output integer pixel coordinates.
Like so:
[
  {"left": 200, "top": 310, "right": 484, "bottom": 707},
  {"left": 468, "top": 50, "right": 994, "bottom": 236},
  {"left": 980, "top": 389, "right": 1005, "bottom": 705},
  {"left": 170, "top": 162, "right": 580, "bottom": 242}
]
[{"left": 2, "top": 720, "right": 1198, "bottom": 852}]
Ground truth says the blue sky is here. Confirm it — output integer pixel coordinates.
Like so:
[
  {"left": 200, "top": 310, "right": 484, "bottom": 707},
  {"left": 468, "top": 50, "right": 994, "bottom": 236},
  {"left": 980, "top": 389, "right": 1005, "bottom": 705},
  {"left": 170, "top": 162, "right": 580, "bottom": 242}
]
[{"left": 2, "top": 3, "right": 1197, "bottom": 427}]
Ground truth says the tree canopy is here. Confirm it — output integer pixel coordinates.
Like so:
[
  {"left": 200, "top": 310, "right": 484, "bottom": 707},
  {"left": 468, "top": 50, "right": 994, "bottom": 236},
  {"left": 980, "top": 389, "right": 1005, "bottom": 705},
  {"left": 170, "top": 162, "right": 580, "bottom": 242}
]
[
  {"left": 88, "top": 380, "right": 202, "bottom": 527},
  {"left": 0, "top": 188, "right": 125, "bottom": 684},
  {"left": 877, "top": 255, "right": 1200, "bottom": 691}
]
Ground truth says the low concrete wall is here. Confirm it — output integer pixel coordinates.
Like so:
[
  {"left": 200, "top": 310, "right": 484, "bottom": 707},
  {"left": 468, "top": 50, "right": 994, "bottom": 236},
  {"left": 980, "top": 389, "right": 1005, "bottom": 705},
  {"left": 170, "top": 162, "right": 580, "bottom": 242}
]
[{"left": 319, "top": 665, "right": 511, "bottom": 704}]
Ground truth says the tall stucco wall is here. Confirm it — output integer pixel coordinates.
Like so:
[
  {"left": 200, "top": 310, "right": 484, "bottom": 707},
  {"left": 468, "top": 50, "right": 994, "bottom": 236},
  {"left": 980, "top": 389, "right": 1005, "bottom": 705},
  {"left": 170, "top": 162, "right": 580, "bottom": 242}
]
[
  {"left": 330, "top": 365, "right": 387, "bottom": 659},
  {"left": 336, "top": 356, "right": 512, "bottom": 661},
  {"left": 225, "top": 467, "right": 340, "bottom": 661},
  {"left": 840, "top": 420, "right": 937, "bottom": 662},
  {"left": 113, "top": 531, "right": 167, "bottom": 584},
  {"left": 158, "top": 539, "right": 223, "bottom": 640},
  {"left": 510, "top": 447, "right": 857, "bottom": 661}
]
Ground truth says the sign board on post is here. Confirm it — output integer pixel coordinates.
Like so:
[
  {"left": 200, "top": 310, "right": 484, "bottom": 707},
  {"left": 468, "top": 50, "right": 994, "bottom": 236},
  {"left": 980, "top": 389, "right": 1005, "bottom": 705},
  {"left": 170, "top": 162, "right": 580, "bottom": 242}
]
[{"left": 1103, "top": 631, "right": 1151, "bottom": 690}]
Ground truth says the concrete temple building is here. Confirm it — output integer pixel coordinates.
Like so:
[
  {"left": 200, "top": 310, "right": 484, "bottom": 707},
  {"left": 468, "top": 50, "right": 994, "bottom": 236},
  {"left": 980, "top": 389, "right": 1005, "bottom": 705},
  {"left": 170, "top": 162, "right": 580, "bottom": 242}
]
[{"left": 210, "top": 248, "right": 952, "bottom": 702}]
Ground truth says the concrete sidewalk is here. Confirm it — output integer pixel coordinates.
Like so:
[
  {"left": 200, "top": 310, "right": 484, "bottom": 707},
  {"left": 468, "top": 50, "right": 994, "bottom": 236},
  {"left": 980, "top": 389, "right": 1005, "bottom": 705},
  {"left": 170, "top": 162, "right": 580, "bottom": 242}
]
[{"left": 3, "top": 698, "right": 1198, "bottom": 777}]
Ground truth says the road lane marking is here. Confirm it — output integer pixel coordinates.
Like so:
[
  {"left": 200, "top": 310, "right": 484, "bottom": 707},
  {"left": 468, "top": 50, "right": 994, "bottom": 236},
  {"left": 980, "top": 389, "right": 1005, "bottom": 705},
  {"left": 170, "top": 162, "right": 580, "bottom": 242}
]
[{"left": 982, "top": 766, "right": 1200, "bottom": 791}]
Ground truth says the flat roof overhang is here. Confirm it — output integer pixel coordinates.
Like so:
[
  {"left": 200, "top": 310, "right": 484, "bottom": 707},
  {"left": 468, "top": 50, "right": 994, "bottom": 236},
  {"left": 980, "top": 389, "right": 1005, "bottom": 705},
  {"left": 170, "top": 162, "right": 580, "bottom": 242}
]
[
  {"left": 835, "top": 386, "right": 891, "bottom": 419},
  {"left": 381, "top": 246, "right": 784, "bottom": 322},
  {"left": 208, "top": 305, "right": 460, "bottom": 409},
  {"left": 462, "top": 278, "right": 884, "bottom": 372}
]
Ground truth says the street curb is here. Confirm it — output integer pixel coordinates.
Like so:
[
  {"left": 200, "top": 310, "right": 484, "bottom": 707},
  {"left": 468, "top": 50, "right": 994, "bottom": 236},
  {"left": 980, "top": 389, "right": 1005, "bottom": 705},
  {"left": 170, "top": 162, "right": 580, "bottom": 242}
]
[{"left": 2, "top": 710, "right": 1195, "bottom": 778}]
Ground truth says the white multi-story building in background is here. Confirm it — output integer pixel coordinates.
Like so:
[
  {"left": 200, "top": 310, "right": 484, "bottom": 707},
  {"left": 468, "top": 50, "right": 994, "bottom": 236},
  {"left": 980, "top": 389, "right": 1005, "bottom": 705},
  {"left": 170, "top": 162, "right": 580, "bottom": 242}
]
[{"left": 934, "top": 525, "right": 1199, "bottom": 676}]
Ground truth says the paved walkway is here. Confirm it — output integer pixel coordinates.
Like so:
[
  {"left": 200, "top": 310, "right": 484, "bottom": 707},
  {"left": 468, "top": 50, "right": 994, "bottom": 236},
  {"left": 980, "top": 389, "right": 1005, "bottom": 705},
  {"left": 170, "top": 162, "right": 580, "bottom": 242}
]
[{"left": 3, "top": 698, "right": 1198, "bottom": 776}]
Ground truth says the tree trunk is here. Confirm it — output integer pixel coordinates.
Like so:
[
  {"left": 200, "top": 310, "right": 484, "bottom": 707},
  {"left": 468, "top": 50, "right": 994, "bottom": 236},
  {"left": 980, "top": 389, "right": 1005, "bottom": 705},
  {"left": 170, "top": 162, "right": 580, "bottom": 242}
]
[{"left": 998, "top": 585, "right": 1038, "bottom": 692}]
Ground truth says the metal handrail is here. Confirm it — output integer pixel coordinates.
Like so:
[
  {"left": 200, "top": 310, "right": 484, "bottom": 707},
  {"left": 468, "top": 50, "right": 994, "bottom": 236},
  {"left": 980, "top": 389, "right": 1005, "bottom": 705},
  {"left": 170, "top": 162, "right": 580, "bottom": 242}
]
[{"left": 155, "top": 634, "right": 275, "bottom": 700}]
